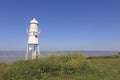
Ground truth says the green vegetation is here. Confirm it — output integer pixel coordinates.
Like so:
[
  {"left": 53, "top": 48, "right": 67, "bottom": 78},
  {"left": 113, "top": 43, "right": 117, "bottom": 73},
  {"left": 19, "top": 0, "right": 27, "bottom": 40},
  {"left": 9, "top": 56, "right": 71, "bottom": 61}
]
[
  {"left": 0, "top": 53, "right": 120, "bottom": 80},
  {"left": 87, "top": 52, "right": 120, "bottom": 59}
]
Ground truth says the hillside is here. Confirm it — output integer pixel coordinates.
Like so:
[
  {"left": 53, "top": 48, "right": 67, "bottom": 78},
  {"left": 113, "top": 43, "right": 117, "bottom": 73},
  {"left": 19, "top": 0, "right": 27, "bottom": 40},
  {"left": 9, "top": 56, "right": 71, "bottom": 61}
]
[{"left": 0, "top": 53, "right": 120, "bottom": 80}]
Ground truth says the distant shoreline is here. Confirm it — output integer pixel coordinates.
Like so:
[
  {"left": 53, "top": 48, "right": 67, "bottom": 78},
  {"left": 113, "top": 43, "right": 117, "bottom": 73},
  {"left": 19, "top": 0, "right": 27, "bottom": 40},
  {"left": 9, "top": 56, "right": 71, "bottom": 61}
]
[{"left": 0, "top": 51, "right": 119, "bottom": 63}]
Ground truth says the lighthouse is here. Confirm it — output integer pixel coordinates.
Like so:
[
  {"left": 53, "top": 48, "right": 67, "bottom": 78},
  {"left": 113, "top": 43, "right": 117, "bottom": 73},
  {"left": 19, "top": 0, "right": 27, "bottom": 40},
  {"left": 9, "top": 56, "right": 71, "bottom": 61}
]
[{"left": 25, "top": 18, "right": 40, "bottom": 60}]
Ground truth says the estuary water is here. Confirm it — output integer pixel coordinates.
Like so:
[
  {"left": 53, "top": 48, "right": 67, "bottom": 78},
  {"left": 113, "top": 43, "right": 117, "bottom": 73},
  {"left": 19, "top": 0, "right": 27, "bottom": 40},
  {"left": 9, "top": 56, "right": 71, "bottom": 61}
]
[{"left": 0, "top": 51, "right": 118, "bottom": 63}]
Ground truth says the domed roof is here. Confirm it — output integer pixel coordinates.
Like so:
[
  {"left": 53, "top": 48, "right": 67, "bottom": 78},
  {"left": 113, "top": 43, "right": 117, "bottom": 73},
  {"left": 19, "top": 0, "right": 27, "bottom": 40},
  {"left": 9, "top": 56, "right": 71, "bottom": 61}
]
[{"left": 30, "top": 18, "right": 38, "bottom": 24}]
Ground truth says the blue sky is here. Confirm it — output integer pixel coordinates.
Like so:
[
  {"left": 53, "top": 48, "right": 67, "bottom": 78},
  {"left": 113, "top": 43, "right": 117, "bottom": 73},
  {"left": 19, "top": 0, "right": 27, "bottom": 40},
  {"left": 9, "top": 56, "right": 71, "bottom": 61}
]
[{"left": 0, "top": 0, "right": 120, "bottom": 51}]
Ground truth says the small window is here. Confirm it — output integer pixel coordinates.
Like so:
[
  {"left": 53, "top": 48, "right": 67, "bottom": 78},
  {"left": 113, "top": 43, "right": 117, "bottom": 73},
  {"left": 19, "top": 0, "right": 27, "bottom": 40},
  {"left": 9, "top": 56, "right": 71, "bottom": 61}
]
[{"left": 35, "top": 35, "right": 38, "bottom": 38}]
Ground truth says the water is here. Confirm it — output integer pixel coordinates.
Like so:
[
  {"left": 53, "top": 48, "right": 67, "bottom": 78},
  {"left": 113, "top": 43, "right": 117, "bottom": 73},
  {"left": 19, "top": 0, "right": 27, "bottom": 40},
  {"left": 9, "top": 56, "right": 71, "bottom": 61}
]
[{"left": 0, "top": 51, "right": 118, "bottom": 63}]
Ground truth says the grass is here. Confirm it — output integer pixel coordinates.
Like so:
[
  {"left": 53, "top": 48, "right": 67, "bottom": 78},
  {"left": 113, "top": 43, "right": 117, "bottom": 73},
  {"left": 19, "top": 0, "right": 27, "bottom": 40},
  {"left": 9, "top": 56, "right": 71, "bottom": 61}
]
[
  {"left": 88, "top": 58, "right": 120, "bottom": 80},
  {"left": 0, "top": 52, "right": 120, "bottom": 80}
]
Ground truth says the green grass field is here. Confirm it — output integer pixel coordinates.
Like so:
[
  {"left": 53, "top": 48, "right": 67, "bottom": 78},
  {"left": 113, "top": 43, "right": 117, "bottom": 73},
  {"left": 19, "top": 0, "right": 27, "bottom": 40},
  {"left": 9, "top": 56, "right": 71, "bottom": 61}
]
[
  {"left": 0, "top": 53, "right": 120, "bottom": 80},
  {"left": 88, "top": 58, "right": 120, "bottom": 80}
]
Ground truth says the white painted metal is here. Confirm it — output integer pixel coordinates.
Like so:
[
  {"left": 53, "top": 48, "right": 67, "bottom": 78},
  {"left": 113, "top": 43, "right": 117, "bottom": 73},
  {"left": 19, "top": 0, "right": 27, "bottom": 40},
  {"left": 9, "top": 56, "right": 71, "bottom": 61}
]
[
  {"left": 28, "top": 18, "right": 39, "bottom": 44},
  {"left": 26, "top": 18, "right": 40, "bottom": 60},
  {"left": 38, "top": 45, "right": 40, "bottom": 58},
  {"left": 25, "top": 45, "right": 28, "bottom": 60}
]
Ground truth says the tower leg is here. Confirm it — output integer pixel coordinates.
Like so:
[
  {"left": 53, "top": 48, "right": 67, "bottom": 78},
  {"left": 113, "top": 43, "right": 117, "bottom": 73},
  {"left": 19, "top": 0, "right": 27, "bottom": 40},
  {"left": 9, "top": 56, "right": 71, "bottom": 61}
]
[
  {"left": 34, "top": 50, "right": 37, "bottom": 59},
  {"left": 38, "top": 45, "right": 40, "bottom": 58},
  {"left": 25, "top": 45, "right": 29, "bottom": 60},
  {"left": 34, "top": 45, "right": 37, "bottom": 59},
  {"left": 32, "top": 45, "right": 34, "bottom": 59}
]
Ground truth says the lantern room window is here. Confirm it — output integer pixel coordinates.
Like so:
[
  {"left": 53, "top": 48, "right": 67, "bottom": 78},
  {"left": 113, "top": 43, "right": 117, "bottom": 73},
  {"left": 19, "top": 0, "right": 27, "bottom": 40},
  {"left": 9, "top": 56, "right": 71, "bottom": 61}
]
[{"left": 35, "top": 35, "right": 38, "bottom": 38}]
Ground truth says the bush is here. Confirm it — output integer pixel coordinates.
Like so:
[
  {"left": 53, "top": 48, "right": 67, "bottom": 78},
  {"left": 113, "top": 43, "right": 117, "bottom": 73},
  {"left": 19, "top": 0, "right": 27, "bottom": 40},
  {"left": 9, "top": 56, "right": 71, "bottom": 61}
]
[{"left": 0, "top": 60, "right": 46, "bottom": 80}]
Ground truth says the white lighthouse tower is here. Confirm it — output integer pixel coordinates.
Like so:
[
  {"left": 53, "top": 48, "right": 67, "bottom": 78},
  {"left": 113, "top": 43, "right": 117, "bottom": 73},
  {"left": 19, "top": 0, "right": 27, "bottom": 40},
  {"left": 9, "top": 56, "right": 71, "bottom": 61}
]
[{"left": 25, "top": 18, "right": 40, "bottom": 60}]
